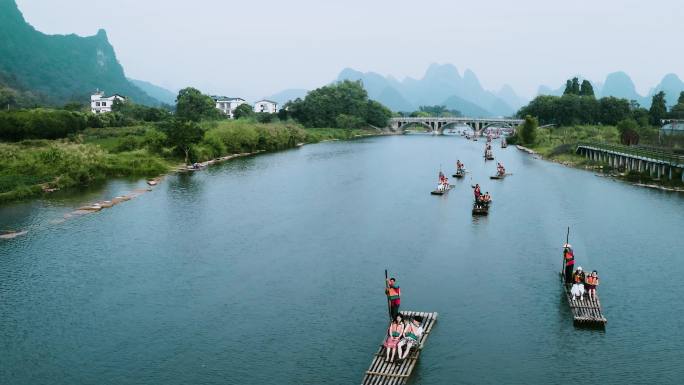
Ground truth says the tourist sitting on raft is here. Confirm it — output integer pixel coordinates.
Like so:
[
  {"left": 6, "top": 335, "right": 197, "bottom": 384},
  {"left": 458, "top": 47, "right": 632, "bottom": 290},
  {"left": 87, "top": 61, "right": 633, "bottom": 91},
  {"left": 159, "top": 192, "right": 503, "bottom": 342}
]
[
  {"left": 456, "top": 160, "right": 464, "bottom": 172},
  {"left": 496, "top": 162, "right": 506, "bottom": 176},
  {"left": 584, "top": 270, "right": 600, "bottom": 300},
  {"left": 397, "top": 315, "right": 424, "bottom": 361},
  {"left": 384, "top": 314, "right": 405, "bottom": 363},
  {"left": 475, "top": 191, "right": 491, "bottom": 205},
  {"left": 437, "top": 173, "right": 449, "bottom": 192},
  {"left": 571, "top": 266, "right": 586, "bottom": 300}
]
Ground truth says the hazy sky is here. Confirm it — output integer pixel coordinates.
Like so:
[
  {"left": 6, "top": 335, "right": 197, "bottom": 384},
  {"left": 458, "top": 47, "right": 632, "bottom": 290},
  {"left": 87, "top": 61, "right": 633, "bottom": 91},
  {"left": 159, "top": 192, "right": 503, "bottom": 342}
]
[{"left": 15, "top": 0, "right": 684, "bottom": 100}]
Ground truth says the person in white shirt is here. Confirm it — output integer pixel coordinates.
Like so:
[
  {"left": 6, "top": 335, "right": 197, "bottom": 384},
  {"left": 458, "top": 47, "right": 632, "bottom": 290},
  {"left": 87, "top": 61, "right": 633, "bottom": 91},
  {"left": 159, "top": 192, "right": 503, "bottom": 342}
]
[{"left": 397, "top": 316, "right": 424, "bottom": 360}]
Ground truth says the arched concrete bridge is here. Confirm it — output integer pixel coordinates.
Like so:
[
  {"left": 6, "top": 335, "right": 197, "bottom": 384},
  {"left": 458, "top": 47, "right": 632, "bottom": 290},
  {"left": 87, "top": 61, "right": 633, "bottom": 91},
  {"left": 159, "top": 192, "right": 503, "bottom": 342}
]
[{"left": 389, "top": 117, "right": 524, "bottom": 135}]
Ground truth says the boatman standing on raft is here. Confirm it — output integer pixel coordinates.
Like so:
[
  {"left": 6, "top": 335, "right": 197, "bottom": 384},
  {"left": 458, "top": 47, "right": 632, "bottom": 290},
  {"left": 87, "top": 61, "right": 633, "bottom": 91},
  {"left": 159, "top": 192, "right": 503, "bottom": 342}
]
[
  {"left": 563, "top": 243, "right": 575, "bottom": 284},
  {"left": 386, "top": 278, "right": 401, "bottom": 320}
]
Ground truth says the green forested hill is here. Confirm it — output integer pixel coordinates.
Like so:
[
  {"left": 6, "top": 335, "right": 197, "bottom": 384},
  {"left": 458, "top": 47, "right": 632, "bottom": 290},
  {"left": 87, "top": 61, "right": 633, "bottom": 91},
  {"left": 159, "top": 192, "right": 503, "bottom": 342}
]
[{"left": 0, "top": 0, "right": 158, "bottom": 106}]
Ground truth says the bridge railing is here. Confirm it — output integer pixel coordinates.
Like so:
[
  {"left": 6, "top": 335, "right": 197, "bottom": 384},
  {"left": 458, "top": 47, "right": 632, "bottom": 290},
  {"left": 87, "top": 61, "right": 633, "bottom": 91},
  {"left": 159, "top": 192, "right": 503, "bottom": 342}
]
[{"left": 577, "top": 142, "right": 684, "bottom": 166}]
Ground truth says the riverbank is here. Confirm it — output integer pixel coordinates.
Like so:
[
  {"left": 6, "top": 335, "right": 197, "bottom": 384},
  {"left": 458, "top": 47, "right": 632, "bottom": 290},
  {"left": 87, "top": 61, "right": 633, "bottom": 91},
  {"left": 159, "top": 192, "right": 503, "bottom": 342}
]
[
  {"left": 515, "top": 144, "right": 684, "bottom": 191},
  {"left": 0, "top": 122, "right": 394, "bottom": 205}
]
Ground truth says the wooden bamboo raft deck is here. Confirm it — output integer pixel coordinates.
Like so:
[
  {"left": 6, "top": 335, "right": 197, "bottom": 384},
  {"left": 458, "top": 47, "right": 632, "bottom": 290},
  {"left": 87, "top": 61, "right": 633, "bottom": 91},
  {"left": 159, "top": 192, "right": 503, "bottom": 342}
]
[
  {"left": 559, "top": 273, "right": 607, "bottom": 327},
  {"left": 361, "top": 311, "right": 438, "bottom": 385}
]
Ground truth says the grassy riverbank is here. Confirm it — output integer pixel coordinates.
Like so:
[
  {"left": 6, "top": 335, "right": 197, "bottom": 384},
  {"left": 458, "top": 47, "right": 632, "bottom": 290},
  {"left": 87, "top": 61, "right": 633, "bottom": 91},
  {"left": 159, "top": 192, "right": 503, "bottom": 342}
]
[
  {"left": 0, "top": 141, "right": 171, "bottom": 203},
  {"left": 515, "top": 125, "right": 683, "bottom": 187},
  {"left": 508, "top": 125, "right": 619, "bottom": 171},
  {"left": 0, "top": 121, "right": 386, "bottom": 203}
]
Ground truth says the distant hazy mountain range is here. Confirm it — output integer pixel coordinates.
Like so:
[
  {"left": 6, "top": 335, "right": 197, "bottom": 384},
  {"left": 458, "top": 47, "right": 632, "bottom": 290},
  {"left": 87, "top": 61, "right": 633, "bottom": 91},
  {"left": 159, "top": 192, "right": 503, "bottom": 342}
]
[
  {"left": 271, "top": 67, "right": 684, "bottom": 117},
  {"left": 270, "top": 64, "right": 527, "bottom": 117},
  {"left": 336, "top": 64, "right": 528, "bottom": 117},
  {"left": 0, "top": 0, "right": 165, "bottom": 106},
  {"left": 537, "top": 71, "right": 684, "bottom": 108},
  {"left": 128, "top": 79, "right": 177, "bottom": 105}
]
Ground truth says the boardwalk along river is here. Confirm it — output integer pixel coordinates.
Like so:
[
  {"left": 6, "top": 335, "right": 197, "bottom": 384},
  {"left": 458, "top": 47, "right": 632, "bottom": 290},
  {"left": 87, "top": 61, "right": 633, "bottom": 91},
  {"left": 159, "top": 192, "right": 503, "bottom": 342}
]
[{"left": 1, "top": 135, "right": 683, "bottom": 384}]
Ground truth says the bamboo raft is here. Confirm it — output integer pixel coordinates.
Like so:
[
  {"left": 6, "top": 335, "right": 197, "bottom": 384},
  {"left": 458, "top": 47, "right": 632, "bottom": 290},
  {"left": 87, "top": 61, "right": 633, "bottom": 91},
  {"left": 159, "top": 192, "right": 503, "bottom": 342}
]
[
  {"left": 362, "top": 311, "right": 438, "bottom": 385},
  {"left": 430, "top": 186, "right": 452, "bottom": 195},
  {"left": 472, "top": 203, "right": 488, "bottom": 215},
  {"left": 559, "top": 273, "right": 607, "bottom": 327}
]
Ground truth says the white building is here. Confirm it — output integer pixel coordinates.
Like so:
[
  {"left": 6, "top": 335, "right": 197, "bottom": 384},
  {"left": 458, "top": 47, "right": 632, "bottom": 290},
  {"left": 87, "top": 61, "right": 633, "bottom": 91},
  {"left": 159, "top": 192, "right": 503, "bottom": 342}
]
[
  {"left": 90, "top": 91, "right": 126, "bottom": 114},
  {"left": 213, "top": 96, "right": 246, "bottom": 118},
  {"left": 253, "top": 100, "right": 279, "bottom": 114}
]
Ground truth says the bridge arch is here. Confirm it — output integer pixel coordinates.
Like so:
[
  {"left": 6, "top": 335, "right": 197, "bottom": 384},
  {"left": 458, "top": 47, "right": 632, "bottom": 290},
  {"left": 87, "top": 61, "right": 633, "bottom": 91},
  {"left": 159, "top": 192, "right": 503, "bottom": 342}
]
[{"left": 398, "top": 121, "right": 432, "bottom": 132}]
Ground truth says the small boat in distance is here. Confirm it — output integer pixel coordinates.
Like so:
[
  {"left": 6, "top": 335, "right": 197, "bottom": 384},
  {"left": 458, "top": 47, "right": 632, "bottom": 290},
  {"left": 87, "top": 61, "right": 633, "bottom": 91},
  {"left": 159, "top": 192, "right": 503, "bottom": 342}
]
[
  {"left": 453, "top": 160, "right": 466, "bottom": 178},
  {"left": 432, "top": 172, "right": 451, "bottom": 195},
  {"left": 501, "top": 137, "right": 508, "bottom": 148},
  {"left": 431, "top": 185, "right": 451, "bottom": 195},
  {"left": 472, "top": 201, "right": 489, "bottom": 215}
]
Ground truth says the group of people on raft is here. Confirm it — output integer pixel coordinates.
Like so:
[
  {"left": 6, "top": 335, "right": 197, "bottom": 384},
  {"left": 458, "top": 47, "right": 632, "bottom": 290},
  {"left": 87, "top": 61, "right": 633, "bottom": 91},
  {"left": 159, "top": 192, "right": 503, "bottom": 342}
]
[
  {"left": 383, "top": 278, "right": 424, "bottom": 363},
  {"left": 436, "top": 171, "right": 450, "bottom": 192},
  {"left": 496, "top": 162, "right": 506, "bottom": 176},
  {"left": 563, "top": 243, "right": 600, "bottom": 300},
  {"left": 455, "top": 160, "right": 465, "bottom": 175},
  {"left": 473, "top": 183, "right": 492, "bottom": 206}
]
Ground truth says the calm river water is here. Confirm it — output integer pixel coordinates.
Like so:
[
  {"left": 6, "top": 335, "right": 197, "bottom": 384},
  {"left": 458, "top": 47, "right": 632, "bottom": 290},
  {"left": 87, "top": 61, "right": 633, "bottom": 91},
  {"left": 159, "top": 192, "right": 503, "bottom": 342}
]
[{"left": 2, "top": 135, "right": 683, "bottom": 384}]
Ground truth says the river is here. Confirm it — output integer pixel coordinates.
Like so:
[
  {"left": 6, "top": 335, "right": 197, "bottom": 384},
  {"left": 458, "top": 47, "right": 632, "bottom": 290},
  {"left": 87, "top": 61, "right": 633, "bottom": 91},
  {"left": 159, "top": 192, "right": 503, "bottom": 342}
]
[{"left": 2, "top": 134, "right": 683, "bottom": 384}]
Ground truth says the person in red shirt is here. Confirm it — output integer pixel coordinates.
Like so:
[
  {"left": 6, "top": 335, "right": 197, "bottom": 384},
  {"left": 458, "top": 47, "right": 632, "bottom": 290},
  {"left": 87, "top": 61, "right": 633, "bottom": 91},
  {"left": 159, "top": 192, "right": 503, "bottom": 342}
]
[
  {"left": 385, "top": 278, "right": 401, "bottom": 320},
  {"left": 563, "top": 244, "right": 575, "bottom": 284}
]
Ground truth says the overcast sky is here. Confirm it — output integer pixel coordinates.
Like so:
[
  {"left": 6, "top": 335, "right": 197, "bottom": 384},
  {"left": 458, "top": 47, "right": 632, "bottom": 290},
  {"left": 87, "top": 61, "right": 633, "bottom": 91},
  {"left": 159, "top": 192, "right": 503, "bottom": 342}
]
[{"left": 16, "top": 0, "right": 684, "bottom": 100}]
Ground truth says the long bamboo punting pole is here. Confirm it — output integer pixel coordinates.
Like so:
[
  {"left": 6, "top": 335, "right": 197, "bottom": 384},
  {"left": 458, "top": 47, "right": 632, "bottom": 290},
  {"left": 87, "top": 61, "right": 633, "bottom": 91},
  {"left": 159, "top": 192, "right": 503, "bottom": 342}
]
[{"left": 384, "top": 269, "right": 391, "bottom": 321}]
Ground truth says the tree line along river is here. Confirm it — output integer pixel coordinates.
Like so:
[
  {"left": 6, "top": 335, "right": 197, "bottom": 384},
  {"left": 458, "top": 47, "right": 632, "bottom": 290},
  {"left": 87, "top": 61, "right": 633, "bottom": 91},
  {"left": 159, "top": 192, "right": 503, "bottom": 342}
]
[{"left": 1, "top": 134, "right": 683, "bottom": 384}]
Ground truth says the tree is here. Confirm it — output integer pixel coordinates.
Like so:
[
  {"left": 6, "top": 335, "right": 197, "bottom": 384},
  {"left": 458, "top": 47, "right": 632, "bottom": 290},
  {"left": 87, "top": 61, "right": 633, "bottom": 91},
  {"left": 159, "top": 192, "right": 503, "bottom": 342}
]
[
  {"left": 679, "top": 91, "right": 684, "bottom": 105},
  {"left": 570, "top": 78, "right": 580, "bottom": 95},
  {"left": 617, "top": 118, "right": 640, "bottom": 145},
  {"left": 287, "top": 80, "right": 393, "bottom": 129},
  {"left": 599, "top": 97, "right": 631, "bottom": 125},
  {"left": 670, "top": 103, "right": 684, "bottom": 119},
  {"left": 161, "top": 119, "right": 204, "bottom": 164},
  {"left": 234, "top": 103, "right": 254, "bottom": 120},
  {"left": 563, "top": 80, "right": 573, "bottom": 96},
  {"left": 649, "top": 91, "right": 667, "bottom": 126},
  {"left": 579, "top": 80, "right": 595, "bottom": 97},
  {"left": 562, "top": 77, "right": 582, "bottom": 96},
  {"left": 519, "top": 115, "right": 538, "bottom": 145},
  {"left": 366, "top": 100, "right": 392, "bottom": 127},
  {"left": 175, "top": 87, "right": 221, "bottom": 122},
  {"left": 63, "top": 102, "right": 86, "bottom": 111},
  {"left": 335, "top": 114, "right": 364, "bottom": 129},
  {"left": 255, "top": 112, "right": 275, "bottom": 123}
]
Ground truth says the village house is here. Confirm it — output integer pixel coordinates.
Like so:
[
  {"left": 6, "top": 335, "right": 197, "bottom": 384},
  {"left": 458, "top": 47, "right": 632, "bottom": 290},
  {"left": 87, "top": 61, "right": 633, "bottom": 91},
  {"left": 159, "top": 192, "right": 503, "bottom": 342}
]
[
  {"left": 660, "top": 119, "right": 684, "bottom": 136},
  {"left": 253, "top": 100, "right": 278, "bottom": 114},
  {"left": 213, "top": 96, "right": 246, "bottom": 119},
  {"left": 91, "top": 91, "right": 126, "bottom": 114}
]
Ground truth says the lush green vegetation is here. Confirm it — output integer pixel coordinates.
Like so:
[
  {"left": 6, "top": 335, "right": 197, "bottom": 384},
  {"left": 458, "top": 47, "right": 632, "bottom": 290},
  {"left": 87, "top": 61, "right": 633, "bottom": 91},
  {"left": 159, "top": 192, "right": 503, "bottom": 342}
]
[
  {"left": 0, "top": 81, "right": 395, "bottom": 203},
  {"left": 0, "top": 101, "right": 173, "bottom": 141},
  {"left": 516, "top": 77, "right": 684, "bottom": 148},
  {"left": 396, "top": 105, "right": 462, "bottom": 118},
  {"left": 0, "top": 140, "right": 170, "bottom": 203},
  {"left": 0, "top": 118, "right": 385, "bottom": 203},
  {"left": 0, "top": 0, "right": 158, "bottom": 107},
  {"left": 284, "top": 80, "right": 392, "bottom": 128}
]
